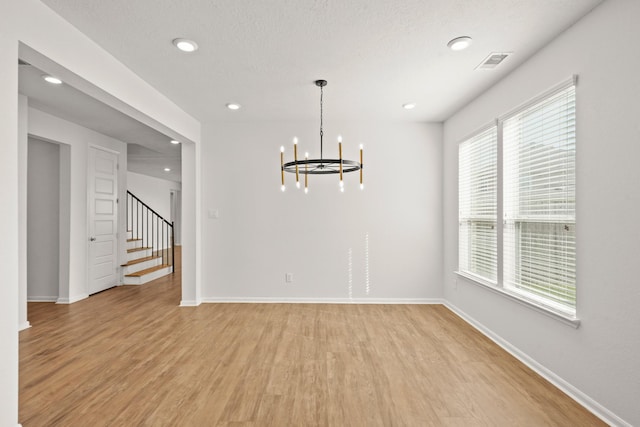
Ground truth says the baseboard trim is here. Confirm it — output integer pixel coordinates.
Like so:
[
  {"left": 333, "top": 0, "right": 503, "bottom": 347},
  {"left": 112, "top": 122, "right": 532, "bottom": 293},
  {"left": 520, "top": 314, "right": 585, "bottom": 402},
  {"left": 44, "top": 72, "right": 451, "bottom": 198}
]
[
  {"left": 443, "top": 301, "right": 630, "bottom": 427},
  {"left": 27, "top": 296, "right": 58, "bottom": 302},
  {"left": 18, "top": 321, "right": 31, "bottom": 331},
  {"left": 179, "top": 300, "right": 201, "bottom": 307},
  {"left": 201, "top": 297, "right": 444, "bottom": 304},
  {"left": 56, "top": 293, "right": 88, "bottom": 305}
]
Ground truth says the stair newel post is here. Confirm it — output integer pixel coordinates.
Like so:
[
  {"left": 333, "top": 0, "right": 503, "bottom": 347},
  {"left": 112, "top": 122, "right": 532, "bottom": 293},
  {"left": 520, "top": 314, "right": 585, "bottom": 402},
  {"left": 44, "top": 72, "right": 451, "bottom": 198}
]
[
  {"left": 171, "top": 221, "right": 175, "bottom": 273},
  {"left": 138, "top": 199, "right": 141, "bottom": 241},
  {"left": 151, "top": 213, "right": 154, "bottom": 258},
  {"left": 138, "top": 200, "right": 142, "bottom": 241},
  {"left": 144, "top": 207, "right": 147, "bottom": 248}
]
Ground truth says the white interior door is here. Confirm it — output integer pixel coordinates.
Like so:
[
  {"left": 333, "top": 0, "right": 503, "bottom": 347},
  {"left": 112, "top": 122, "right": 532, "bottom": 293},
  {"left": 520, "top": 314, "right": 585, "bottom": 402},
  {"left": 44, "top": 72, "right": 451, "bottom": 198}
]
[{"left": 88, "top": 147, "right": 118, "bottom": 295}]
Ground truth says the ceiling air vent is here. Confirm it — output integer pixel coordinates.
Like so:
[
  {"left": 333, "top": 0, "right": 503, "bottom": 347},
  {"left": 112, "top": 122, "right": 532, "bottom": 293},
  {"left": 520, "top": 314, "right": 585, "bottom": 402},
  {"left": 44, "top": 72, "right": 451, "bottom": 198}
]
[{"left": 476, "top": 52, "right": 511, "bottom": 70}]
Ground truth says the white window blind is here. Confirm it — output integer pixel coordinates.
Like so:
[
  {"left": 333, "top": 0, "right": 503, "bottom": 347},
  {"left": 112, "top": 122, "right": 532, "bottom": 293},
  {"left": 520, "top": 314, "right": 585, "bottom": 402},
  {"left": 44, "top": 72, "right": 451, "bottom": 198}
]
[
  {"left": 503, "top": 84, "right": 576, "bottom": 314},
  {"left": 459, "top": 126, "right": 497, "bottom": 282}
]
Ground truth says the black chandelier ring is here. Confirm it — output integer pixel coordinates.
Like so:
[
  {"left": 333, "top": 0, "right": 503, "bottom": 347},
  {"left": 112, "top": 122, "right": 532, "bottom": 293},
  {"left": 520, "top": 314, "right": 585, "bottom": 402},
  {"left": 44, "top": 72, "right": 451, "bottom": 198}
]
[{"left": 283, "top": 159, "right": 362, "bottom": 175}]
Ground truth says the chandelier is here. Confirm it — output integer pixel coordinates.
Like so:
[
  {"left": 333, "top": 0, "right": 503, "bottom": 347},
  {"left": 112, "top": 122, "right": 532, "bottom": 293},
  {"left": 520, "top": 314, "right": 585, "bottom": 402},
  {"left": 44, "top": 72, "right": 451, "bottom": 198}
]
[{"left": 280, "top": 80, "right": 363, "bottom": 193}]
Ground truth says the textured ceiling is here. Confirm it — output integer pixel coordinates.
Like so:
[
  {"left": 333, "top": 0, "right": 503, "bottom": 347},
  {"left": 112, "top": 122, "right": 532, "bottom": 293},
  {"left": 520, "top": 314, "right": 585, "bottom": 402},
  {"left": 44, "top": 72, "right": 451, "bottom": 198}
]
[{"left": 40, "top": 0, "right": 603, "bottom": 123}]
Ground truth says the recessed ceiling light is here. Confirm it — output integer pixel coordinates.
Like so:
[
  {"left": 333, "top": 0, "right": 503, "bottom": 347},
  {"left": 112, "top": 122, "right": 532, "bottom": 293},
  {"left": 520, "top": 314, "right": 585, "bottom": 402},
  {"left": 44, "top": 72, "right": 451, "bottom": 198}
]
[
  {"left": 447, "top": 36, "right": 473, "bottom": 51},
  {"left": 226, "top": 103, "right": 241, "bottom": 110},
  {"left": 43, "top": 75, "right": 62, "bottom": 85},
  {"left": 164, "top": 167, "right": 171, "bottom": 172},
  {"left": 402, "top": 103, "right": 416, "bottom": 110},
  {"left": 170, "top": 139, "right": 180, "bottom": 145},
  {"left": 172, "top": 38, "right": 198, "bottom": 53}
]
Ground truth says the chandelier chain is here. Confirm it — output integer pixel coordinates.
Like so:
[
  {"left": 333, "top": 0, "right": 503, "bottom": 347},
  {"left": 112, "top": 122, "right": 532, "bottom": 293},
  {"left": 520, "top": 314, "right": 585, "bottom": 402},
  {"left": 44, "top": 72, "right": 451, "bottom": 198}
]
[{"left": 320, "top": 84, "right": 324, "bottom": 161}]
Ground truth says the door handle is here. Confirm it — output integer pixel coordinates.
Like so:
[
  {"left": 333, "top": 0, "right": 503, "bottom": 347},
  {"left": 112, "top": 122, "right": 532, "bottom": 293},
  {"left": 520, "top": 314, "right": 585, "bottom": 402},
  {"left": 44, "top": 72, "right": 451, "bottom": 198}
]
[{"left": 90, "top": 237, "right": 96, "bottom": 242}]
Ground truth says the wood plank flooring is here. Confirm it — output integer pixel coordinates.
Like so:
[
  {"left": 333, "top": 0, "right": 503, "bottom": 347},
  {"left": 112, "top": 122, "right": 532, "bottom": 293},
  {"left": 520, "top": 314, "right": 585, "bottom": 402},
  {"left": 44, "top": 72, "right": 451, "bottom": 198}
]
[{"left": 20, "top": 250, "right": 604, "bottom": 426}]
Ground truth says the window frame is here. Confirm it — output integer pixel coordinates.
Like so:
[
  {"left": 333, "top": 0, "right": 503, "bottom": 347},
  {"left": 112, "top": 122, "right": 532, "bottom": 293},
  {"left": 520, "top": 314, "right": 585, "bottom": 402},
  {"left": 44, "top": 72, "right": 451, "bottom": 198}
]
[{"left": 456, "top": 76, "right": 580, "bottom": 328}]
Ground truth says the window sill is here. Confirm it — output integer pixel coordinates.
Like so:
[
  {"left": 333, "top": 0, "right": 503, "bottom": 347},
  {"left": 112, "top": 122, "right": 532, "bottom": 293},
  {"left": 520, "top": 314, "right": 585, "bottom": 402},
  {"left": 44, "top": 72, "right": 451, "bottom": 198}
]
[{"left": 454, "top": 271, "right": 581, "bottom": 329}]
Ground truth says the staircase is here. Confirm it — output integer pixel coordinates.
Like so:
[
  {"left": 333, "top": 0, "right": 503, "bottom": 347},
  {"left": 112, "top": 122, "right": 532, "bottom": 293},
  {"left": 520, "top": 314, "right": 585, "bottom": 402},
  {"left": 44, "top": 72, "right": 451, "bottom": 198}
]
[{"left": 122, "top": 191, "right": 175, "bottom": 285}]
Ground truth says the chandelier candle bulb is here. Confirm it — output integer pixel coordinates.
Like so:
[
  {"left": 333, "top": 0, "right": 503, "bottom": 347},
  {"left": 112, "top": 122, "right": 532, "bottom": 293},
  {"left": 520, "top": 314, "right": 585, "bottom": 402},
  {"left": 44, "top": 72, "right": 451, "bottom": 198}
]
[
  {"left": 305, "top": 153, "right": 309, "bottom": 191},
  {"left": 339, "top": 142, "right": 343, "bottom": 182},
  {"left": 359, "top": 144, "right": 363, "bottom": 186},
  {"left": 280, "top": 146, "right": 285, "bottom": 188},
  {"left": 293, "top": 138, "right": 299, "bottom": 186}
]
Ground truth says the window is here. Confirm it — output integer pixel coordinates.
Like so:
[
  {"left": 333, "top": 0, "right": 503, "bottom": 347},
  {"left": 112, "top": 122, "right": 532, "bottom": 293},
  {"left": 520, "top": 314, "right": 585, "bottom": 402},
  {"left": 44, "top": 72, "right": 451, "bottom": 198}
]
[
  {"left": 458, "top": 79, "right": 576, "bottom": 317},
  {"left": 459, "top": 127, "right": 497, "bottom": 283},
  {"left": 503, "top": 84, "right": 576, "bottom": 313}
]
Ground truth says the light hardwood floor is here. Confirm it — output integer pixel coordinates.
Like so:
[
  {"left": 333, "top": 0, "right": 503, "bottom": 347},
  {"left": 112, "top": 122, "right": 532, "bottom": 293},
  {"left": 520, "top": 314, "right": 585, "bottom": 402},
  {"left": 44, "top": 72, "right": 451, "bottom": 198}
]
[{"left": 20, "top": 249, "right": 604, "bottom": 426}]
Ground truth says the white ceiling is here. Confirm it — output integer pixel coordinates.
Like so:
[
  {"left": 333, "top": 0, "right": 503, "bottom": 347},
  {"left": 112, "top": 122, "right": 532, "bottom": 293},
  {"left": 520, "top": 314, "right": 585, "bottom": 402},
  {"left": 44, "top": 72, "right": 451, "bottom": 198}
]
[
  {"left": 39, "top": 0, "right": 603, "bottom": 123},
  {"left": 22, "top": 0, "right": 603, "bottom": 184},
  {"left": 18, "top": 62, "right": 182, "bottom": 182}
]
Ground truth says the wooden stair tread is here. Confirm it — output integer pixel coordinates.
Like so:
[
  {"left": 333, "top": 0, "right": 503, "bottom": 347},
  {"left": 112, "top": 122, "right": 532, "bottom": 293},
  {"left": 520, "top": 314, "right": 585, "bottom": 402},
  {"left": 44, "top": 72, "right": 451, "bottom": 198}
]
[
  {"left": 127, "top": 238, "right": 142, "bottom": 242},
  {"left": 127, "top": 247, "right": 151, "bottom": 253},
  {"left": 120, "top": 255, "right": 160, "bottom": 267},
  {"left": 125, "top": 264, "right": 170, "bottom": 277}
]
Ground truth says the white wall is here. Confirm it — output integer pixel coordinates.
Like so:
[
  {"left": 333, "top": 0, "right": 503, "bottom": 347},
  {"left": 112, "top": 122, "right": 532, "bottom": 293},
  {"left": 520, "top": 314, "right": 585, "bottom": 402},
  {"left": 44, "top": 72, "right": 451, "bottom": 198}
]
[
  {"left": 1, "top": 1, "right": 200, "bottom": 424},
  {"left": 181, "top": 142, "right": 200, "bottom": 305},
  {"left": 442, "top": 1, "right": 640, "bottom": 425},
  {"left": 18, "top": 95, "right": 29, "bottom": 331},
  {"left": 0, "top": 35, "right": 21, "bottom": 427},
  {"left": 58, "top": 143, "right": 71, "bottom": 303},
  {"left": 127, "top": 171, "right": 181, "bottom": 222},
  {"left": 27, "top": 137, "right": 60, "bottom": 301},
  {"left": 201, "top": 120, "right": 443, "bottom": 302}
]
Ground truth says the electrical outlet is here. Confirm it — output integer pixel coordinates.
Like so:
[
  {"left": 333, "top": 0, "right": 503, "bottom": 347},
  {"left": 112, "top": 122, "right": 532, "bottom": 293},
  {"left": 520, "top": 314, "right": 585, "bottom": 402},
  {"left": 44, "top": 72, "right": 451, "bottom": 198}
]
[
  {"left": 285, "top": 273, "right": 293, "bottom": 283},
  {"left": 453, "top": 277, "right": 458, "bottom": 290}
]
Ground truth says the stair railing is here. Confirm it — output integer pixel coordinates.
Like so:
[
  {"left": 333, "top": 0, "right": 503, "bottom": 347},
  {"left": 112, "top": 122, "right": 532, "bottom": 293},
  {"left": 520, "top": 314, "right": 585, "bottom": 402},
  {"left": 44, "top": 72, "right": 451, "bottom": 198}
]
[{"left": 126, "top": 190, "right": 175, "bottom": 273}]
